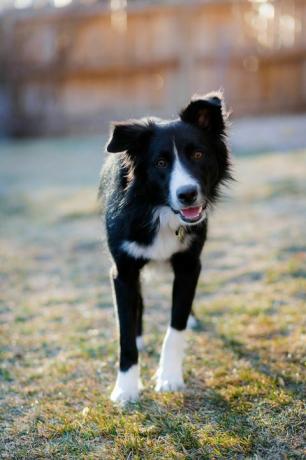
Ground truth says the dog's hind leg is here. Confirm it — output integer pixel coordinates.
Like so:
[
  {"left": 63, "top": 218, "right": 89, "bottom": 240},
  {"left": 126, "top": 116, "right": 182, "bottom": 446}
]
[
  {"left": 156, "top": 253, "right": 201, "bottom": 392},
  {"left": 136, "top": 283, "right": 145, "bottom": 351},
  {"left": 187, "top": 309, "right": 200, "bottom": 330}
]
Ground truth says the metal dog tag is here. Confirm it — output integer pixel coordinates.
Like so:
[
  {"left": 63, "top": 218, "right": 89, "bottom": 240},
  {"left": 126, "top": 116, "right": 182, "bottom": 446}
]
[{"left": 176, "top": 226, "right": 186, "bottom": 243}]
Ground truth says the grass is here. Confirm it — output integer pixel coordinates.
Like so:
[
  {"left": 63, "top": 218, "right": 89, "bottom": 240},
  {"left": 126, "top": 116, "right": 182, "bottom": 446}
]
[{"left": 0, "top": 139, "right": 305, "bottom": 459}]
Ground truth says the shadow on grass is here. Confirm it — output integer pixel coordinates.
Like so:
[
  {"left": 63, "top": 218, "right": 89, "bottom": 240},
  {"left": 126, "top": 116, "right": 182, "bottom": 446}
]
[
  {"left": 194, "top": 314, "right": 304, "bottom": 402},
  {"left": 218, "top": 334, "right": 304, "bottom": 397},
  {"left": 181, "top": 388, "right": 297, "bottom": 458}
]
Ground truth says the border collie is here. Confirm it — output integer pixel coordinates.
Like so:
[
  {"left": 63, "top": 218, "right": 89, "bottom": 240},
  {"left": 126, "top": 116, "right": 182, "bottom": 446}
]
[{"left": 99, "top": 91, "right": 232, "bottom": 404}]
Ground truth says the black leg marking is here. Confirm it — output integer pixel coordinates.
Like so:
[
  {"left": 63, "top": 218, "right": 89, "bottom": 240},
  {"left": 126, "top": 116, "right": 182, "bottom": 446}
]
[
  {"left": 110, "top": 257, "right": 146, "bottom": 403},
  {"left": 136, "top": 280, "right": 144, "bottom": 338},
  {"left": 171, "top": 253, "right": 201, "bottom": 331},
  {"left": 111, "top": 263, "right": 140, "bottom": 371}
]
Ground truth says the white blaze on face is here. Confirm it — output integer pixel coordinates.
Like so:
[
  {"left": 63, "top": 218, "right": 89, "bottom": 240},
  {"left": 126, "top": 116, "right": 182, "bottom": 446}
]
[{"left": 169, "top": 141, "right": 199, "bottom": 209}]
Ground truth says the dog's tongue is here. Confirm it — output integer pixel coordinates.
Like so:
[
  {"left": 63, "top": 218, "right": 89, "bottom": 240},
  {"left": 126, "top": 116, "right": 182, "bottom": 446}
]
[{"left": 181, "top": 206, "right": 202, "bottom": 220}]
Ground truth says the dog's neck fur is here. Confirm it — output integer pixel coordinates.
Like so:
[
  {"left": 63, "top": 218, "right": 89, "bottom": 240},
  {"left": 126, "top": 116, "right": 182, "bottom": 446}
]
[{"left": 121, "top": 206, "right": 196, "bottom": 261}]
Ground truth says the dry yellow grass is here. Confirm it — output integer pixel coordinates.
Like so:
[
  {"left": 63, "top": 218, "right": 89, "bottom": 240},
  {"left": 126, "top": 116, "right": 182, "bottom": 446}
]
[{"left": 0, "top": 139, "right": 305, "bottom": 459}]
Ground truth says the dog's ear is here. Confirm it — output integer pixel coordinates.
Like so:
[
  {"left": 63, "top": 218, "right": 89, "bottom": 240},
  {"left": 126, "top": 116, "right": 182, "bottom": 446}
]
[
  {"left": 180, "top": 91, "right": 227, "bottom": 135},
  {"left": 107, "top": 120, "right": 153, "bottom": 153}
]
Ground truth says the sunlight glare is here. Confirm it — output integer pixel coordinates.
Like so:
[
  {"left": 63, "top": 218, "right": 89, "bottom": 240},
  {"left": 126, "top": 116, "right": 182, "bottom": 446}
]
[
  {"left": 110, "top": 0, "right": 127, "bottom": 34},
  {"left": 54, "top": 0, "right": 72, "bottom": 7},
  {"left": 258, "top": 2, "right": 274, "bottom": 20},
  {"left": 279, "top": 15, "right": 296, "bottom": 47},
  {"left": 14, "top": 0, "right": 32, "bottom": 9}
]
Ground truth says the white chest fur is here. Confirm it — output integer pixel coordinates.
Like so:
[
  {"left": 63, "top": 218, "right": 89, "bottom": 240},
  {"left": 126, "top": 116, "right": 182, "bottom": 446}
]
[{"left": 122, "top": 207, "right": 192, "bottom": 261}]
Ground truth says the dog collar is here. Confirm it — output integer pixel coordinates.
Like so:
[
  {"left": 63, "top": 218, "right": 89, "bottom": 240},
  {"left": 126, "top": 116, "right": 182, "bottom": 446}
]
[{"left": 175, "top": 226, "right": 186, "bottom": 243}]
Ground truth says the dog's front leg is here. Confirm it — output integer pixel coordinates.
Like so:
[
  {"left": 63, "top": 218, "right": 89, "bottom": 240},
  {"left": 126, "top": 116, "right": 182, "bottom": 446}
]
[
  {"left": 110, "top": 263, "right": 143, "bottom": 404},
  {"left": 156, "top": 253, "right": 201, "bottom": 392}
]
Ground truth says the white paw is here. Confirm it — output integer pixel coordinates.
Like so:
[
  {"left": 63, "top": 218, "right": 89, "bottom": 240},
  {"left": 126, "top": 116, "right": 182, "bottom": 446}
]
[
  {"left": 155, "top": 372, "right": 185, "bottom": 392},
  {"left": 110, "top": 365, "right": 141, "bottom": 405},
  {"left": 136, "top": 335, "right": 145, "bottom": 351},
  {"left": 110, "top": 385, "right": 139, "bottom": 404}
]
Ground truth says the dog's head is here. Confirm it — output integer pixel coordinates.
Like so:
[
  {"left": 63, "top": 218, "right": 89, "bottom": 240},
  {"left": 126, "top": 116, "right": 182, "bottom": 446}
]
[{"left": 107, "top": 91, "right": 232, "bottom": 225}]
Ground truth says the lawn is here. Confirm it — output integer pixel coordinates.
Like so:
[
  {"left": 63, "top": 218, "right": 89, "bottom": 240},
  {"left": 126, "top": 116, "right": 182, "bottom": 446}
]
[{"left": 0, "top": 137, "right": 305, "bottom": 459}]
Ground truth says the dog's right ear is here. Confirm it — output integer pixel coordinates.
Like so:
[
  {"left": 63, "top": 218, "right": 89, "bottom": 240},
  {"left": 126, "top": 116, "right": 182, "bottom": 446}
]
[{"left": 107, "top": 120, "right": 153, "bottom": 153}]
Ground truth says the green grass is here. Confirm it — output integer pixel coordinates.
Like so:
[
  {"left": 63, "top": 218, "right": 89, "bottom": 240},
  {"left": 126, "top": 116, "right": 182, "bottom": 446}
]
[{"left": 0, "top": 142, "right": 305, "bottom": 459}]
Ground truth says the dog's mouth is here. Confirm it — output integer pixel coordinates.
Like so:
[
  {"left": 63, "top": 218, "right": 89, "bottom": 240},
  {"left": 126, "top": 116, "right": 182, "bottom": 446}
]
[
  {"left": 171, "top": 203, "right": 207, "bottom": 224},
  {"left": 179, "top": 205, "right": 204, "bottom": 223}
]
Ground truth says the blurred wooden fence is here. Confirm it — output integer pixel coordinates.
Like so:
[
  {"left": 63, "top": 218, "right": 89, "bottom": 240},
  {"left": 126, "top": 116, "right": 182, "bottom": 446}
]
[{"left": 0, "top": 0, "right": 306, "bottom": 136}]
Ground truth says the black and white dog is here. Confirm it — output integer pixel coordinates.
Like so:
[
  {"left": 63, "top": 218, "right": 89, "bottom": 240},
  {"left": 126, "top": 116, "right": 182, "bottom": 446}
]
[{"left": 99, "top": 91, "right": 232, "bottom": 404}]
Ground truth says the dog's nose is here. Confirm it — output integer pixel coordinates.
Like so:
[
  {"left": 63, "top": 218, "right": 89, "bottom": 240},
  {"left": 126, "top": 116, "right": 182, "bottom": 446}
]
[{"left": 177, "top": 185, "right": 198, "bottom": 205}]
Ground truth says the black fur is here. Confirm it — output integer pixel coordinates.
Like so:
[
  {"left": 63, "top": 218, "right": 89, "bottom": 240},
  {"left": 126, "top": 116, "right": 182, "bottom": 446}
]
[{"left": 99, "top": 91, "right": 232, "bottom": 374}]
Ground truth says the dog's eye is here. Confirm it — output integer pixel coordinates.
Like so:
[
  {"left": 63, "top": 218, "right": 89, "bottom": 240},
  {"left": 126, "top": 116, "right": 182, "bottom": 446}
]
[
  {"left": 155, "top": 158, "right": 168, "bottom": 168},
  {"left": 191, "top": 151, "right": 204, "bottom": 161}
]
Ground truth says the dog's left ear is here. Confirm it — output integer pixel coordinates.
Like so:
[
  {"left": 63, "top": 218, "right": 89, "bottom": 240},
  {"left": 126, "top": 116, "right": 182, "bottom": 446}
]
[{"left": 180, "top": 91, "right": 227, "bottom": 135}]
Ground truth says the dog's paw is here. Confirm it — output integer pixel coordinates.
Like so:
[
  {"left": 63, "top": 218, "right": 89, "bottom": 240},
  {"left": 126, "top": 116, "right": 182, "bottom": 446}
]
[
  {"left": 110, "top": 365, "right": 142, "bottom": 405},
  {"left": 155, "top": 372, "right": 185, "bottom": 392},
  {"left": 110, "top": 385, "right": 139, "bottom": 405}
]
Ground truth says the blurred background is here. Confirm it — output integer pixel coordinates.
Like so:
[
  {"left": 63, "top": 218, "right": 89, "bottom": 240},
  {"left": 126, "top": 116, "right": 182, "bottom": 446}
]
[{"left": 0, "top": 0, "right": 306, "bottom": 138}]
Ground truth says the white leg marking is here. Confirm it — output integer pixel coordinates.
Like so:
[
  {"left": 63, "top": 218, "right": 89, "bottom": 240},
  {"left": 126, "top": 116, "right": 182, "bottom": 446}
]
[
  {"left": 169, "top": 142, "right": 199, "bottom": 209},
  {"left": 111, "top": 364, "right": 142, "bottom": 404},
  {"left": 136, "top": 335, "right": 145, "bottom": 351},
  {"left": 155, "top": 327, "right": 186, "bottom": 392}
]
